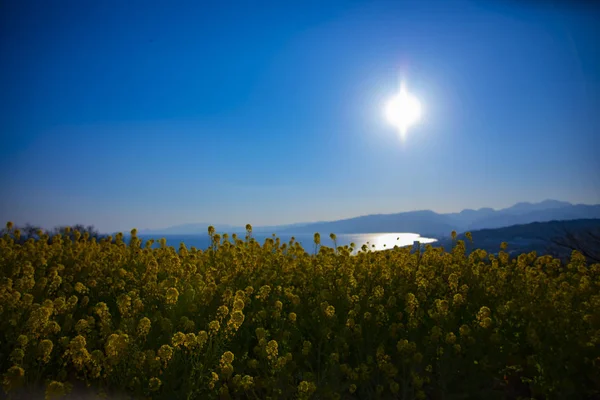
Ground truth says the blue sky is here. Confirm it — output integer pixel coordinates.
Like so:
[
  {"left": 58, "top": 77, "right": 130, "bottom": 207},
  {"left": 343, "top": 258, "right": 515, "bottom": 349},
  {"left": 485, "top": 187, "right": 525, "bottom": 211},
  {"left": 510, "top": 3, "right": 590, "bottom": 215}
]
[{"left": 1, "top": 0, "right": 599, "bottom": 233}]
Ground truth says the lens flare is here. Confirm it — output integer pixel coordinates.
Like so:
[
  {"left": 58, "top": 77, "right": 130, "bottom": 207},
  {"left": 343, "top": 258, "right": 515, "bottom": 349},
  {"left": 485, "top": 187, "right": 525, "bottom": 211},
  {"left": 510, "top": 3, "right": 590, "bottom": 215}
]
[{"left": 385, "top": 82, "right": 422, "bottom": 138}]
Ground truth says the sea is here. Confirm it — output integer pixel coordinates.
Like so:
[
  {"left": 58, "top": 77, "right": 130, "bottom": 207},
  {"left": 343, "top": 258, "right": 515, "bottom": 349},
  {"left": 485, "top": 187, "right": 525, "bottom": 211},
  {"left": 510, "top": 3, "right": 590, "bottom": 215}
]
[{"left": 126, "top": 232, "right": 437, "bottom": 253}]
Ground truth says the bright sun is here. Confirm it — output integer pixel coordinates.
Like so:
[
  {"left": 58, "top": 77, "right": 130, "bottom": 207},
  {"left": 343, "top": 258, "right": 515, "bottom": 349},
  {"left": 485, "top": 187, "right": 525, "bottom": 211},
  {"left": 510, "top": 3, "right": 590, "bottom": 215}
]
[{"left": 385, "top": 82, "right": 422, "bottom": 138}]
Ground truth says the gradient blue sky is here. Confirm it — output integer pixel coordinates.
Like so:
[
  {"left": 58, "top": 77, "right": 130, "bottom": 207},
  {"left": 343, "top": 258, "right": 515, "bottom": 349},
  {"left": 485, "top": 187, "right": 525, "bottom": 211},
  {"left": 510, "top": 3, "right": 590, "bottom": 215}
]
[{"left": 1, "top": 0, "right": 599, "bottom": 233}]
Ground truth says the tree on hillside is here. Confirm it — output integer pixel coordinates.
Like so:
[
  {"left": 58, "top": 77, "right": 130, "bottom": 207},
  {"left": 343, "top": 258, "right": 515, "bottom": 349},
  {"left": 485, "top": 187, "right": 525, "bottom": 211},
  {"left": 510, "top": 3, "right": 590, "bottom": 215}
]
[
  {"left": 49, "top": 224, "right": 103, "bottom": 241},
  {"left": 19, "top": 223, "right": 43, "bottom": 240},
  {"left": 1, "top": 223, "right": 105, "bottom": 244},
  {"left": 0, "top": 223, "right": 42, "bottom": 243},
  {"left": 546, "top": 223, "right": 600, "bottom": 264}
]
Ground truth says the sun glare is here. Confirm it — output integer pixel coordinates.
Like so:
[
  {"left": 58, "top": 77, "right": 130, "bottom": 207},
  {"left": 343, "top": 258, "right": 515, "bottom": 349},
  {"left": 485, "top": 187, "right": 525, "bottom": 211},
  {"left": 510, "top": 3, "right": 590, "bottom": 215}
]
[{"left": 385, "top": 82, "right": 422, "bottom": 138}]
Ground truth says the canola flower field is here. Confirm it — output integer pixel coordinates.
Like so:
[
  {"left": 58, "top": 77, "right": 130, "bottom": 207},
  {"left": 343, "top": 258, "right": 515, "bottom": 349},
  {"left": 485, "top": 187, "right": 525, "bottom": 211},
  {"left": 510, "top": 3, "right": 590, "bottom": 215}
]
[{"left": 1, "top": 222, "right": 599, "bottom": 400}]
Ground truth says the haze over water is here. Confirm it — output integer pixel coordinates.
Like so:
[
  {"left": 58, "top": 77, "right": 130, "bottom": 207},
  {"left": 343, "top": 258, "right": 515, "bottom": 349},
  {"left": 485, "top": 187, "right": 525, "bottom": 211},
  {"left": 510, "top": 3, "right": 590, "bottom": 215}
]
[{"left": 132, "top": 232, "right": 437, "bottom": 253}]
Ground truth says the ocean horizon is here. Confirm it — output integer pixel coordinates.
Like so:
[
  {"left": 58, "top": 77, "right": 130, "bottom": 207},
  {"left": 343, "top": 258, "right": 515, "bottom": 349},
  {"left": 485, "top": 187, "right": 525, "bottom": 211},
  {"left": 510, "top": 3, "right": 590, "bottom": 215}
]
[{"left": 122, "top": 232, "right": 438, "bottom": 252}]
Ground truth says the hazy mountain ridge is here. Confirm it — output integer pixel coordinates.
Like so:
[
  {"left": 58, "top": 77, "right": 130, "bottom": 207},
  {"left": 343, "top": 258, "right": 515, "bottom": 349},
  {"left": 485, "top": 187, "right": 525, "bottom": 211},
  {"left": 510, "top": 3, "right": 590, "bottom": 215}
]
[
  {"left": 138, "top": 200, "right": 600, "bottom": 237},
  {"left": 466, "top": 204, "right": 600, "bottom": 231},
  {"left": 274, "top": 200, "right": 600, "bottom": 237}
]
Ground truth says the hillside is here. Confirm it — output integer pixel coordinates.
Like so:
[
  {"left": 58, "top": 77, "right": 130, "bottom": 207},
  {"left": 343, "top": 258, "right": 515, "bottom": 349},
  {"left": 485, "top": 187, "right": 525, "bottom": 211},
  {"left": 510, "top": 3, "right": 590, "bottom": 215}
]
[{"left": 435, "top": 218, "right": 600, "bottom": 262}]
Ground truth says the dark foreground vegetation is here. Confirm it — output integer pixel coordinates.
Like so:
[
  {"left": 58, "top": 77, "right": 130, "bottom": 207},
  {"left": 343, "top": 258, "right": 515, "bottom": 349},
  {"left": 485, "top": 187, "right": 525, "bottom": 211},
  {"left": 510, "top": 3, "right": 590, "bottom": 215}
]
[{"left": 1, "top": 222, "right": 599, "bottom": 399}]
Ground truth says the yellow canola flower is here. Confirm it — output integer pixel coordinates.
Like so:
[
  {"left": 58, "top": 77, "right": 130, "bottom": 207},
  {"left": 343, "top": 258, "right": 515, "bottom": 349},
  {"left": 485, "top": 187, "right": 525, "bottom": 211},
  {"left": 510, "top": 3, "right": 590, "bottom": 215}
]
[
  {"left": 0, "top": 222, "right": 595, "bottom": 400},
  {"left": 165, "top": 287, "right": 179, "bottom": 305},
  {"left": 221, "top": 351, "right": 235, "bottom": 364}
]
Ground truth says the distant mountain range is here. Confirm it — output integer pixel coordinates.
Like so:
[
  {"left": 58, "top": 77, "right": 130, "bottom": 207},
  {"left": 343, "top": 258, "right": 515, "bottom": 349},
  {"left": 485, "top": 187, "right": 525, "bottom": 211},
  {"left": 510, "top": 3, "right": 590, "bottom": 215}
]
[{"left": 137, "top": 200, "right": 600, "bottom": 238}]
